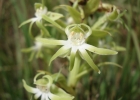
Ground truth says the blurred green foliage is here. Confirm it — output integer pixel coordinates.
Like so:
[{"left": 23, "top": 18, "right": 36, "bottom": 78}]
[{"left": 0, "top": 0, "right": 140, "bottom": 100}]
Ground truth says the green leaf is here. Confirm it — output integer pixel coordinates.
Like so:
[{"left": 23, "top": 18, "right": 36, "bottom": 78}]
[
  {"left": 49, "top": 46, "right": 71, "bottom": 66},
  {"left": 47, "top": 11, "right": 63, "bottom": 21},
  {"left": 69, "top": 47, "right": 78, "bottom": 71},
  {"left": 92, "top": 29, "right": 111, "bottom": 37},
  {"left": 83, "top": 44, "right": 118, "bottom": 55},
  {"left": 22, "top": 80, "right": 38, "bottom": 93},
  {"left": 29, "top": 51, "right": 35, "bottom": 62},
  {"left": 98, "top": 62, "right": 122, "bottom": 68},
  {"left": 42, "top": 15, "right": 64, "bottom": 31},
  {"left": 58, "top": 5, "right": 81, "bottom": 23},
  {"left": 84, "top": 0, "right": 100, "bottom": 15},
  {"left": 36, "top": 38, "right": 67, "bottom": 46},
  {"left": 79, "top": 48, "right": 100, "bottom": 73},
  {"left": 36, "top": 21, "right": 50, "bottom": 37}
]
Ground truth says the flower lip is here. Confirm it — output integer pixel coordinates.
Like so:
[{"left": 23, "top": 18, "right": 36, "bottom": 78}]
[
  {"left": 65, "top": 24, "right": 92, "bottom": 40},
  {"left": 68, "top": 31, "right": 85, "bottom": 46},
  {"left": 35, "top": 6, "right": 47, "bottom": 19}
]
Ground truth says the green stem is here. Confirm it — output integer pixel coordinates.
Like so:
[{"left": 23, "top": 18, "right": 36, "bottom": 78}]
[{"left": 68, "top": 54, "right": 81, "bottom": 87}]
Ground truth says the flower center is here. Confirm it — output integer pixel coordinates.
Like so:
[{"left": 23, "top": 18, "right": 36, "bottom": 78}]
[
  {"left": 35, "top": 7, "right": 47, "bottom": 18},
  {"left": 68, "top": 31, "right": 85, "bottom": 46},
  {"left": 37, "top": 85, "right": 49, "bottom": 93}
]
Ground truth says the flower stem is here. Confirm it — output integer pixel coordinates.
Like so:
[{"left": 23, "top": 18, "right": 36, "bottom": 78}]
[{"left": 68, "top": 54, "right": 81, "bottom": 87}]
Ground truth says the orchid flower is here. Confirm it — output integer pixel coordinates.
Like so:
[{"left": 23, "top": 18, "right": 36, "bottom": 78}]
[
  {"left": 19, "top": 3, "right": 63, "bottom": 37},
  {"left": 36, "top": 24, "right": 118, "bottom": 73},
  {"left": 23, "top": 73, "right": 74, "bottom": 100}
]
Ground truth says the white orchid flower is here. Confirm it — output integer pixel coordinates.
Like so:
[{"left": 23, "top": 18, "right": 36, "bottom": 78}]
[
  {"left": 36, "top": 24, "right": 118, "bottom": 73},
  {"left": 23, "top": 73, "right": 74, "bottom": 100},
  {"left": 19, "top": 3, "right": 63, "bottom": 37}
]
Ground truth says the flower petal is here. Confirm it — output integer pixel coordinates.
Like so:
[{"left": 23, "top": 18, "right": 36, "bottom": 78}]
[
  {"left": 49, "top": 45, "right": 71, "bottom": 66},
  {"left": 41, "top": 93, "right": 46, "bottom": 100},
  {"left": 79, "top": 49, "right": 100, "bottom": 74},
  {"left": 34, "top": 91, "right": 42, "bottom": 99},
  {"left": 83, "top": 44, "right": 118, "bottom": 55},
  {"left": 19, "top": 18, "right": 35, "bottom": 28},
  {"left": 69, "top": 47, "right": 78, "bottom": 71},
  {"left": 22, "top": 79, "right": 39, "bottom": 93},
  {"left": 36, "top": 38, "right": 67, "bottom": 46},
  {"left": 29, "top": 21, "right": 35, "bottom": 38}
]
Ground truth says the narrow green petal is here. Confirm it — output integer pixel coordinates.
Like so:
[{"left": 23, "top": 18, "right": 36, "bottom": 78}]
[
  {"left": 79, "top": 49, "right": 100, "bottom": 73},
  {"left": 29, "top": 51, "right": 35, "bottom": 62},
  {"left": 49, "top": 46, "right": 71, "bottom": 66},
  {"left": 21, "top": 47, "right": 34, "bottom": 53},
  {"left": 36, "top": 21, "right": 50, "bottom": 37},
  {"left": 69, "top": 47, "right": 78, "bottom": 71},
  {"left": 19, "top": 18, "right": 34, "bottom": 28},
  {"left": 43, "top": 75, "right": 53, "bottom": 87},
  {"left": 42, "top": 15, "right": 64, "bottom": 31},
  {"left": 36, "top": 38, "right": 67, "bottom": 46},
  {"left": 83, "top": 44, "right": 118, "bottom": 55},
  {"left": 29, "top": 21, "right": 35, "bottom": 38},
  {"left": 22, "top": 79, "right": 38, "bottom": 93},
  {"left": 98, "top": 62, "right": 122, "bottom": 68},
  {"left": 34, "top": 72, "right": 45, "bottom": 83}
]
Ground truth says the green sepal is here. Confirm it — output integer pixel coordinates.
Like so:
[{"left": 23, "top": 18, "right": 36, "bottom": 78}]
[
  {"left": 84, "top": 44, "right": 118, "bottom": 55},
  {"left": 22, "top": 80, "right": 38, "bottom": 93},
  {"left": 47, "top": 11, "right": 63, "bottom": 21},
  {"left": 92, "top": 29, "right": 111, "bottom": 38},
  {"left": 84, "top": 0, "right": 100, "bottom": 15},
  {"left": 50, "top": 85, "right": 74, "bottom": 100},
  {"left": 36, "top": 21, "right": 51, "bottom": 37},
  {"left": 57, "top": 5, "right": 81, "bottom": 23},
  {"left": 79, "top": 49, "right": 100, "bottom": 73},
  {"left": 69, "top": 47, "right": 78, "bottom": 71},
  {"left": 34, "top": 3, "right": 42, "bottom": 10},
  {"left": 108, "top": 9, "right": 119, "bottom": 21},
  {"left": 49, "top": 46, "right": 71, "bottom": 66},
  {"left": 34, "top": 72, "right": 46, "bottom": 83},
  {"left": 42, "top": 15, "right": 64, "bottom": 31},
  {"left": 36, "top": 38, "right": 67, "bottom": 46},
  {"left": 98, "top": 62, "right": 122, "bottom": 68},
  {"left": 34, "top": 78, "right": 48, "bottom": 86}
]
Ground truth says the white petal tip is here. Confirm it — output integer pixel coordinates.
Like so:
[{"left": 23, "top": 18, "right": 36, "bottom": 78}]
[{"left": 98, "top": 71, "right": 101, "bottom": 74}]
